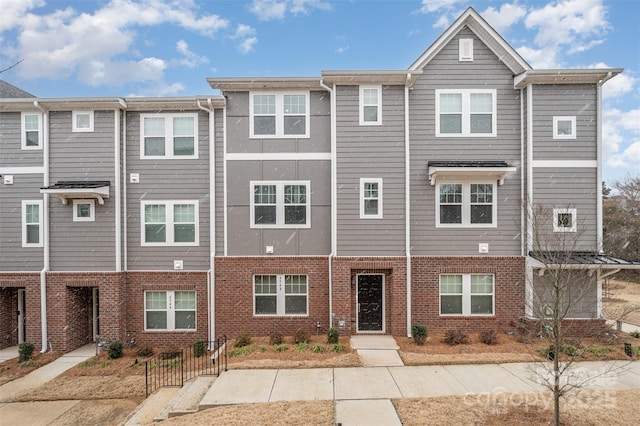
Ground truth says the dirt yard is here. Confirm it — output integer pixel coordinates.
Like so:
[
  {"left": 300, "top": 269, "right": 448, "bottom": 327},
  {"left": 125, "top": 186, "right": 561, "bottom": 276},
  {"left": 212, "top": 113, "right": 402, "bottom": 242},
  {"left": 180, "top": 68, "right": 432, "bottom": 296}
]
[
  {"left": 2, "top": 297, "right": 640, "bottom": 424},
  {"left": 604, "top": 279, "right": 640, "bottom": 327}
]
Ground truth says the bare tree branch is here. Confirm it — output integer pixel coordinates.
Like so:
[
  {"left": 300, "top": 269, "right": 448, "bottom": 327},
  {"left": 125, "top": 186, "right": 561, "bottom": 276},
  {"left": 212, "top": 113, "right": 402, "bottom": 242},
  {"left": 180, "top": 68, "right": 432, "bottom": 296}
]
[{"left": 0, "top": 59, "right": 24, "bottom": 74}]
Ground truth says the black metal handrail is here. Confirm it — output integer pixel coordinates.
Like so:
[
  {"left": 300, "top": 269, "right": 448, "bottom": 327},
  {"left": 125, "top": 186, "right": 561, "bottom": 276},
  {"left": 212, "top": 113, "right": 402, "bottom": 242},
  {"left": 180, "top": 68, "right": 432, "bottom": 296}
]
[{"left": 145, "top": 336, "right": 227, "bottom": 397}]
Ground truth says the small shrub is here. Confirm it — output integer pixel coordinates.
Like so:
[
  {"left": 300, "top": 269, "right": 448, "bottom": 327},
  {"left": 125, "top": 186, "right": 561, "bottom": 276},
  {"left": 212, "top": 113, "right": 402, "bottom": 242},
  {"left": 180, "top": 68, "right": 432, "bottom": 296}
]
[
  {"left": 444, "top": 329, "right": 469, "bottom": 345},
  {"left": 633, "top": 346, "right": 640, "bottom": 357},
  {"left": 269, "top": 332, "right": 284, "bottom": 345},
  {"left": 18, "top": 342, "right": 35, "bottom": 363},
  {"left": 294, "top": 342, "right": 309, "bottom": 352},
  {"left": 258, "top": 345, "right": 267, "bottom": 352},
  {"left": 293, "top": 328, "right": 310, "bottom": 344},
  {"left": 108, "top": 341, "right": 124, "bottom": 359},
  {"left": 193, "top": 340, "right": 207, "bottom": 357},
  {"left": 80, "top": 356, "right": 99, "bottom": 368},
  {"left": 311, "top": 344, "right": 326, "bottom": 353},
  {"left": 412, "top": 324, "right": 428, "bottom": 345},
  {"left": 585, "top": 347, "right": 613, "bottom": 358},
  {"left": 274, "top": 344, "right": 288, "bottom": 352},
  {"left": 479, "top": 330, "right": 498, "bottom": 345},
  {"left": 136, "top": 346, "right": 154, "bottom": 357},
  {"left": 629, "top": 330, "right": 640, "bottom": 339},
  {"left": 229, "top": 346, "right": 253, "bottom": 357},
  {"left": 331, "top": 344, "right": 345, "bottom": 353},
  {"left": 19, "top": 359, "right": 36, "bottom": 368},
  {"left": 560, "top": 343, "right": 580, "bottom": 357},
  {"left": 327, "top": 327, "right": 339, "bottom": 344},
  {"left": 234, "top": 331, "right": 252, "bottom": 348}
]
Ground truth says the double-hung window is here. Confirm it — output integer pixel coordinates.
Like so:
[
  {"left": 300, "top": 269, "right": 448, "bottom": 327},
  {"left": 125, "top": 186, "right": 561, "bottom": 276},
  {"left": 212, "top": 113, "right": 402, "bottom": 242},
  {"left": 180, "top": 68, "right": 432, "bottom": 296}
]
[
  {"left": 436, "top": 182, "right": 496, "bottom": 227},
  {"left": 141, "top": 201, "right": 198, "bottom": 246},
  {"left": 22, "top": 112, "right": 42, "bottom": 149},
  {"left": 140, "top": 113, "right": 198, "bottom": 159},
  {"left": 250, "top": 92, "right": 309, "bottom": 138},
  {"left": 251, "top": 181, "right": 310, "bottom": 228},
  {"left": 440, "top": 274, "right": 494, "bottom": 316},
  {"left": 360, "top": 178, "right": 383, "bottom": 218},
  {"left": 360, "top": 85, "right": 382, "bottom": 125},
  {"left": 72, "top": 111, "right": 94, "bottom": 132},
  {"left": 145, "top": 290, "right": 196, "bottom": 330},
  {"left": 435, "top": 89, "right": 496, "bottom": 136},
  {"left": 254, "top": 274, "right": 308, "bottom": 316},
  {"left": 22, "top": 200, "right": 43, "bottom": 247}
]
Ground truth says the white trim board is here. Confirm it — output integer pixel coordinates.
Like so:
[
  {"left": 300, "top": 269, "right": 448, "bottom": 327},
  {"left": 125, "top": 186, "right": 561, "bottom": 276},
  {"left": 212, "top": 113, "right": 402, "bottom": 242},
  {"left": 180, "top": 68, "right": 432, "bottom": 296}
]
[
  {"left": 0, "top": 167, "right": 45, "bottom": 174},
  {"left": 531, "top": 160, "right": 597, "bottom": 168},
  {"left": 226, "top": 152, "right": 331, "bottom": 161}
]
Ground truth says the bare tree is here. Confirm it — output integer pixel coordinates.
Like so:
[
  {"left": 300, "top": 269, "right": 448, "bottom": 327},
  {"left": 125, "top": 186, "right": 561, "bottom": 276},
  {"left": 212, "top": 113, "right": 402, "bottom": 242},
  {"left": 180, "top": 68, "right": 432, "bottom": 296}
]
[
  {"left": 526, "top": 202, "right": 624, "bottom": 426},
  {"left": 0, "top": 59, "right": 24, "bottom": 74}
]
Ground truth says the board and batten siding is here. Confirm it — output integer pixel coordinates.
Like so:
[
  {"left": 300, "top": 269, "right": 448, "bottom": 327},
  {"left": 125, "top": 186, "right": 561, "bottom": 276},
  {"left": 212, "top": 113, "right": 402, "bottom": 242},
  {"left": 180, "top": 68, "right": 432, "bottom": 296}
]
[
  {"left": 0, "top": 111, "right": 43, "bottom": 167},
  {"left": 532, "top": 167, "right": 598, "bottom": 251},
  {"left": 125, "top": 110, "right": 211, "bottom": 271},
  {"left": 0, "top": 174, "right": 44, "bottom": 271},
  {"left": 335, "top": 84, "right": 407, "bottom": 256},
  {"left": 531, "top": 84, "right": 597, "bottom": 161},
  {"left": 224, "top": 91, "right": 331, "bottom": 154},
  {"left": 48, "top": 110, "right": 117, "bottom": 271},
  {"left": 409, "top": 26, "right": 522, "bottom": 256},
  {"left": 225, "top": 159, "right": 331, "bottom": 256}
]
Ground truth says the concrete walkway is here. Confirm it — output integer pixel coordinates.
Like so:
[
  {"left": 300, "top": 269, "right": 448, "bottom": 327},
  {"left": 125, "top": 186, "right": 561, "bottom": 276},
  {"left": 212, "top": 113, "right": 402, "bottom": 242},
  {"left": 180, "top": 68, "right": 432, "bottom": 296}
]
[
  {"left": 0, "top": 344, "right": 95, "bottom": 402},
  {"left": 0, "top": 346, "right": 18, "bottom": 363},
  {"left": 606, "top": 319, "right": 640, "bottom": 334}
]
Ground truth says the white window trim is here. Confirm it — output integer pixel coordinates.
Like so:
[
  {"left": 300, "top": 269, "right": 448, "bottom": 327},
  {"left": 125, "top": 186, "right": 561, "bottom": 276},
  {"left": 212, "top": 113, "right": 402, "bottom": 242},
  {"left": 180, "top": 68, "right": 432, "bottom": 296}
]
[
  {"left": 72, "top": 111, "right": 94, "bottom": 132},
  {"left": 435, "top": 181, "right": 497, "bottom": 228},
  {"left": 21, "top": 112, "right": 42, "bottom": 150},
  {"left": 360, "top": 178, "right": 383, "bottom": 219},
  {"left": 22, "top": 200, "right": 43, "bottom": 248},
  {"left": 249, "top": 91, "right": 310, "bottom": 138},
  {"left": 459, "top": 38, "right": 473, "bottom": 61},
  {"left": 253, "top": 274, "right": 309, "bottom": 316},
  {"left": 250, "top": 181, "right": 311, "bottom": 229},
  {"left": 140, "top": 200, "right": 199, "bottom": 246},
  {"left": 73, "top": 199, "right": 95, "bottom": 222},
  {"left": 439, "top": 274, "right": 495, "bottom": 317},
  {"left": 144, "top": 290, "right": 197, "bottom": 331},
  {"left": 140, "top": 113, "right": 199, "bottom": 159},
  {"left": 359, "top": 85, "right": 382, "bottom": 125},
  {"left": 553, "top": 116, "right": 576, "bottom": 139},
  {"left": 553, "top": 208, "right": 577, "bottom": 232},
  {"left": 435, "top": 89, "right": 497, "bottom": 137}
]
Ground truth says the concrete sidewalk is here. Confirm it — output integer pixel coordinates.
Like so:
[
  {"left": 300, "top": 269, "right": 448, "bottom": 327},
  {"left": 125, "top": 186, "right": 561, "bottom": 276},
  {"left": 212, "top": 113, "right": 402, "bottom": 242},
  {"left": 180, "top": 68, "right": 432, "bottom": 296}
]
[
  {"left": 0, "top": 344, "right": 95, "bottom": 402},
  {"left": 198, "top": 360, "right": 640, "bottom": 425},
  {"left": 0, "top": 346, "right": 18, "bottom": 363}
]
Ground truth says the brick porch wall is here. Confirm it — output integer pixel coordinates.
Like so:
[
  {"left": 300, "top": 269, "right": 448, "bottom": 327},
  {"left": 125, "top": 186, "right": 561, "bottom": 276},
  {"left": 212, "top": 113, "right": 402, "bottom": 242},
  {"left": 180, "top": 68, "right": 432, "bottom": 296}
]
[
  {"left": 0, "top": 274, "right": 42, "bottom": 350},
  {"left": 125, "top": 271, "right": 209, "bottom": 350},
  {"left": 214, "top": 257, "right": 330, "bottom": 339},
  {"left": 331, "top": 257, "right": 408, "bottom": 336},
  {"left": 411, "top": 256, "right": 526, "bottom": 334}
]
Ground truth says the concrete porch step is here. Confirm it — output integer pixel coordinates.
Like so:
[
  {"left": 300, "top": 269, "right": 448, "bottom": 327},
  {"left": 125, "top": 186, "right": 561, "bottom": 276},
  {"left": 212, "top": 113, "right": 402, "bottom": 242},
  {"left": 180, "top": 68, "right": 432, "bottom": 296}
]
[
  {"left": 350, "top": 336, "right": 404, "bottom": 367},
  {"left": 164, "top": 375, "right": 218, "bottom": 418}
]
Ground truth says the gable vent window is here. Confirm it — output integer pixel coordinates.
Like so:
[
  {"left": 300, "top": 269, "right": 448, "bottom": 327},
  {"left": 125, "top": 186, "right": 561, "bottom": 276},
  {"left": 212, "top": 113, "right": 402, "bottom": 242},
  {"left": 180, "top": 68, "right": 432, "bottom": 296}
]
[{"left": 459, "top": 38, "right": 473, "bottom": 61}]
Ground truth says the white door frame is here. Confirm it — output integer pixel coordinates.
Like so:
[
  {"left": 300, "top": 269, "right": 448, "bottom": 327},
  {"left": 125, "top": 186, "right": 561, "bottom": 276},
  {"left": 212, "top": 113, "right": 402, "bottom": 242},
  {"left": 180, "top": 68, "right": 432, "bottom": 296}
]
[
  {"left": 18, "top": 289, "right": 26, "bottom": 344},
  {"left": 92, "top": 288, "right": 99, "bottom": 341}
]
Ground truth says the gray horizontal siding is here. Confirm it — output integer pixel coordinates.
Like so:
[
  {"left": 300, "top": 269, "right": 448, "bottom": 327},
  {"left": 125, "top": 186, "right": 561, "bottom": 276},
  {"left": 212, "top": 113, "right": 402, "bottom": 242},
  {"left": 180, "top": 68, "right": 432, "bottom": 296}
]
[
  {"left": 0, "top": 174, "right": 44, "bottom": 271},
  {"left": 409, "top": 26, "right": 522, "bottom": 256},
  {"left": 214, "top": 109, "right": 225, "bottom": 256},
  {"left": 532, "top": 167, "right": 598, "bottom": 251},
  {"left": 47, "top": 110, "right": 117, "bottom": 271},
  {"left": 532, "top": 84, "right": 597, "bottom": 161},
  {"left": 225, "top": 91, "right": 330, "bottom": 154},
  {"left": 533, "top": 272, "right": 597, "bottom": 318},
  {"left": 126, "top": 110, "right": 211, "bottom": 270},
  {"left": 335, "top": 84, "right": 406, "bottom": 256},
  {"left": 0, "top": 111, "right": 43, "bottom": 167},
  {"left": 226, "top": 159, "right": 330, "bottom": 256}
]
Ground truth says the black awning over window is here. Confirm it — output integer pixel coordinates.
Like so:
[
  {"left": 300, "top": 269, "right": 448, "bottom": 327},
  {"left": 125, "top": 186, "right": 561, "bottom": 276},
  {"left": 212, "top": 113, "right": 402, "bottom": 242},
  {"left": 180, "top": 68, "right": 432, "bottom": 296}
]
[
  {"left": 40, "top": 181, "right": 110, "bottom": 204},
  {"left": 427, "top": 160, "right": 516, "bottom": 186}
]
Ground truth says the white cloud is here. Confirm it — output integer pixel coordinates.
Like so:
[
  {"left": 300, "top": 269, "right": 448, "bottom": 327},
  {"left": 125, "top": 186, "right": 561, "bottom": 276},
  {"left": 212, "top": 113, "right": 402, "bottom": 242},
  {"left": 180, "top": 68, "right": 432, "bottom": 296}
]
[
  {"left": 516, "top": 45, "right": 560, "bottom": 69},
  {"left": 336, "top": 46, "right": 349, "bottom": 54},
  {"left": 608, "top": 140, "right": 640, "bottom": 168},
  {"left": 248, "top": 0, "right": 331, "bottom": 21},
  {"left": 0, "top": 0, "right": 44, "bottom": 32},
  {"left": 230, "top": 24, "right": 258, "bottom": 54},
  {"left": 418, "top": 0, "right": 464, "bottom": 14},
  {"left": 590, "top": 63, "right": 637, "bottom": 100},
  {"left": 176, "top": 40, "right": 209, "bottom": 69},
  {"left": 239, "top": 37, "right": 258, "bottom": 54},
  {"left": 2, "top": 0, "right": 228, "bottom": 87},
  {"left": 481, "top": 3, "right": 527, "bottom": 33},
  {"left": 603, "top": 107, "right": 640, "bottom": 166}
]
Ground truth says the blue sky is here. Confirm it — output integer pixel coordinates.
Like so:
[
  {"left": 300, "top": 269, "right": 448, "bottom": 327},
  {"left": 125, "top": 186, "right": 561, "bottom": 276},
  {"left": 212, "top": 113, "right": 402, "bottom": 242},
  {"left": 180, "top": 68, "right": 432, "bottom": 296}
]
[{"left": 1, "top": 0, "right": 638, "bottom": 184}]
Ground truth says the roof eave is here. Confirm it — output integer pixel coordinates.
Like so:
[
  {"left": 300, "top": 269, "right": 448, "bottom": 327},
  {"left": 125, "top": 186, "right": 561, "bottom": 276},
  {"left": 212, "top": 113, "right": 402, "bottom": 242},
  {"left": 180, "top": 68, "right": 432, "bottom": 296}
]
[
  {"left": 321, "top": 70, "right": 422, "bottom": 86},
  {"left": 207, "top": 77, "right": 325, "bottom": 91},
  {"left": 514, "top": 69, "right": 623, "bottom": 89}
]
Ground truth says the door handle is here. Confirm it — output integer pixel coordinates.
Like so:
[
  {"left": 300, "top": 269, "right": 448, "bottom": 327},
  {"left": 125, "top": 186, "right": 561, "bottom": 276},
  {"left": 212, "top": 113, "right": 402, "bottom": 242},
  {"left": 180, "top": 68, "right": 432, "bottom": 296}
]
[{"left": 358, "top": 303, "right": 361, "bottom": 313}]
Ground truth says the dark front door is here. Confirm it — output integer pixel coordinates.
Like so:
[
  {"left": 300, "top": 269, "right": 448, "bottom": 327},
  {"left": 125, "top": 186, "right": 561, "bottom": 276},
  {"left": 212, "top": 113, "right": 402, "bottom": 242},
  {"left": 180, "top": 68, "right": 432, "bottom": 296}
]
[{"left": 357, "top": 274, "right": 384, "bottom": 332}]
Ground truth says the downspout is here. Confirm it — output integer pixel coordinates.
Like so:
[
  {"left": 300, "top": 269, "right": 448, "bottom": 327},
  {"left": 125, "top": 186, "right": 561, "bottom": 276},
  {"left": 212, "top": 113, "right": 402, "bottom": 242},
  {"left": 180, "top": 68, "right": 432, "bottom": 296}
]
[
  {"left": 320, "top": 79, "right": 336, "bottom": 327},
  {"left": 197, "top": 99, "right": 216, "bottom": 343},
  {"left": 520, "top": 89, "right": 525, "bottom": 257},
  {"left": 222, "top": 101, "right": 228, "bottom": 256},
  {"left": 34, "top": 100, "right": 49, "bottom": 353},
  {"left": 404, "top": 74, "right": 412, "bottom": 338},
  {"left": 119, "top": 98, "right": 128, "bottom": 271},
  {"left": 596, "top": 72, "right": 612, "bottom": 254},
  {"left": 525, "top": 84, "right": 534, "bottom": 318},
  {"left": 114, "top": 107, "right": 122, "bottom": 272}
]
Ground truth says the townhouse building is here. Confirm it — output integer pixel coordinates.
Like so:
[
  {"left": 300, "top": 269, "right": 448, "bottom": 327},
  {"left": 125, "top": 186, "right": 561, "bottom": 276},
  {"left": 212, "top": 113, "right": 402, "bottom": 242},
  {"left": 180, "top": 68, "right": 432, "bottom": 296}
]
[{"left": 1, "top": 8, "right": 637, "bottom": 352}]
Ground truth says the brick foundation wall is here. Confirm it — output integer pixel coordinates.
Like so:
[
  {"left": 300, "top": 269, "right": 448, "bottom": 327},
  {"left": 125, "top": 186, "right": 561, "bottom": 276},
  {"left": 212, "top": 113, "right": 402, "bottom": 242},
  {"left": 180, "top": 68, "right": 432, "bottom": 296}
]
[
  {"left": 125, "top": 271, "right": 209, "bottom": 350},
  {"left": 331, "top": 257, "right": 408, "bottom": 336},
  {"left": 0, "top": 274, "right": 42, "bottom": 350},
  {"left": 411, "top": 256, "right": 526, "bottom": 334},
  {"left": 214, "top": 257, "right": 330, "bottom": 339}
]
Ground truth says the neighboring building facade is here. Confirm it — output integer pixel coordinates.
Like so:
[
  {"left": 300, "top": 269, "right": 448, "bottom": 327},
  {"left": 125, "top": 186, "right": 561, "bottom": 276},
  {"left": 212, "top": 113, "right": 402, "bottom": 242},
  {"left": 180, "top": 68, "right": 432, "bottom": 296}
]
[{"left": 1, "top": 8, "right": 636, "bottom": 352}]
